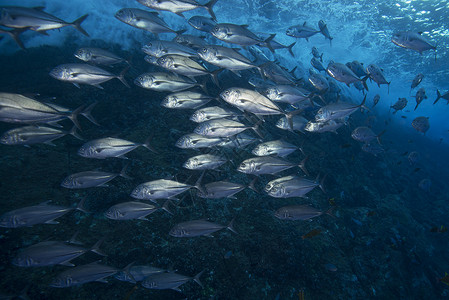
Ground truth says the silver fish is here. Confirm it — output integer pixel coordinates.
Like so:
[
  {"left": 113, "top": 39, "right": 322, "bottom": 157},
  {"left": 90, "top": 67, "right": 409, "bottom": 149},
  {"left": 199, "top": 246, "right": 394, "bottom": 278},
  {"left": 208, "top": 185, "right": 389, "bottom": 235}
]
[
  {"left": 318, "top": 20, "right": 333, "bottom": 45},
  {"left": 252, "top": 139, "right": 298, "bottom": 157},
  {"left": 260, "top": 62, "right": 297, "bottom": 85},
  {"left": 315, "top": 96, "right": 366, "bottom": 122},
  {"left": 74, "top": 48, "right": 127, "bottom": 66},
  {"left": 137, "top": 0, "right": 218, "bottom": 20},
  {"left": 197, "top": 181, "right": 245, "bottom": 199},
  {"left": 265, "top": 85, "right": 311, "bottom": 105},
  {"left": 131, "top": 179, "right": 195, "bottom": 201},
  {"left": 115, "top": 8, "right": 182, "bottom": 36},
  {"left": 237, "top": 156, "right": 307, "bottom": 175},
  {"left": 248, "top": 76, "right": 276, "bottom": 89},
  {"left": 173, "top": 34, "right": 207, "bottom": 49},
  {"left": 413, "top": 88, "right": 427, "bottom": 110},
  {"left": 197, "top": 45, "right": 258, "bottom": 73},
  {"left": 169, "top": 219, "right": 236, "bottom": 237},
  {"left": 275, "top": 205, "right": 327, "bottom": 220},
  {"left": 115, "top": 265, "right": 165, "bottom": 283},
  {"left": 372, "top": 94, "right": 380, "bottom": 107},
  {"left": 49, "top": 63, "right": 129, "bottom": 89},
  {"left": 411, "top": 73, "right": 424, "bottom": 91},
  {"left": 142, "top": 40, "right": 197, "bottom": 58},
  {"left": 175, "top": 133, "right": 223, "bottom": 149},
  {"left": 411, "top": 116, "right": 430, "bottom": 134},
  {"left": 351, "top": 127, "right": 385, "bottom": 144},
  {"left": 366, "top": 64, "right": 390, "bottom": 92},
  {"left": 188, "top": 15, "right": 217, "bottom": 32},
  {"left": 144, "top": 55, "right": 160, "bottom": 66},
  {"left": 265, "top": 175, "right": 323, "bottom": 198},
  {"left": 305, "top": 119, "right": 344, "bottom": 134},
  {"left": 157, "top": 54, "right": 210, "bottom": 77},
  {"left": 276, "top": 115, "right": 308, "bottom": 132},
  {"left": 286, "top": 22, "right": 320, "bottom": 41},
  {"left": 162, "top": 91, "right": 214, "bottom": 109},
  {"left": 0, "top": 6, "right": 88, "bottom": 36},
  {"left": 311, "top": 57, "right": 325, "bottom": 72},
  {"left": 134, "top": 72, "right": 202, "bottom": 92},
  {"left": 311, "top": 46, "right": 323, "bottom": 61},
  {"left": 0, "top": 200, "right": 84, "bottom": 228},
  {"left": 345, "top": 61, "right": 367, "bottom": 77},
  {"left": 194, "top": 118, "right": 256, "bottom": 138},
  {"left": 61, "top": 165, "right": 130, "bottom": 189},
  {"left": 142, "top": 270, "right": 204, "bottom": 292},
  {"left": 211, "top": 23, "right": 275, "bottom": 51},
  {"left": 183, "top": 154, "right": 227, "bottom": 170},
  {"left": 326, "top": 61, "right": 367, "bottom": 88},
  {"left": 308, "top": 70, "right": 329, "bottom": 92},
  {"left": 104, "top": 201, "right": 158, "bottom": 220},
  {"left": 220, "top": 87, "right": 283, "bottom": 116},
  {"left": 390, "top": 98, "right": 407, "bottom": 114},
  {"left": 0, "top": 125, "right": 81, "bottom": 146},
  {"left": 78, "top": 137, "right": 153, "bottom": 159},
  {"left": 256, "top": 35, "right": 296, "bottom": 57},
  {"left": 13, "top": 239, "right": 103, "bottom": 267},
  {"left": 50, "top": 262, "right": 120, "bottom": 287},
  {"left": 361, "top": 142, "right": 384, "bottom": 155},
  {"left": 217, "top": 132, "right": 259, "bottom": 148},
  {"left": 391, "top": 31, "right": 436, "bottom": 54},
  {"left": 190, "top": 106, "right": 241, "bottom": 123},
  {"left": 0, "top": 93, "right": 81, "bottom": 126}
]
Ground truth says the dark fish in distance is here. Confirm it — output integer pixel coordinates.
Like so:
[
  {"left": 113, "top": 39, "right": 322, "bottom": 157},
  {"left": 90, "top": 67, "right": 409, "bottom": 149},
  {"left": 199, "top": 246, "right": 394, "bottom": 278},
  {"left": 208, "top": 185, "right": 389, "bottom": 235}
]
[
  {"left": 50, "top": 262, "right": 122, "bottom": 287},
  {"left": 411, "top": 73, "right": 424, "bottom": 92},
  {"left": 188, "top": 15, "right": 217, "bottom": 32},
  {"left": 366, "top": 64, "right": 390, "bottom": 93},
  {"left": 411, "top": 116, "right": 430, "bottom": 134},
  {"left": 361, "top": 142, "right": 384, "bottom": 155},
  {"left": 351, "top": 127, "right": 385, "bottom": 144},
  {"left": 311, "top": 57, "right": 326, "bottom": 72},
  {"left": 142, "top": 270, "right": 204, "bottom": 292},
  {"left": 311, "top": 46, "right": 323, "bottom": 62},
  {"left": 390, "top": 97, "right": 408, "bottom": 114},
  {"left": 61, "top": 165, "right": 131, "bottom": 189},
  {"left": 413, "top": 88, "right": 427, "bottom": 110},
  {"left": 372, "top": 94, "right": 380, "bottom": 107},
  {"left": 169, "top": 219, "right": 237, "bottom": 237},
  {"left": 275, "top": 205, "right": 329, "bottom": 220},
  {"left": 408, "top": 151, "right": 420, "bottom": 165},
  {"left": 115, "top": 265, "right": 166, "bottom": 283}
]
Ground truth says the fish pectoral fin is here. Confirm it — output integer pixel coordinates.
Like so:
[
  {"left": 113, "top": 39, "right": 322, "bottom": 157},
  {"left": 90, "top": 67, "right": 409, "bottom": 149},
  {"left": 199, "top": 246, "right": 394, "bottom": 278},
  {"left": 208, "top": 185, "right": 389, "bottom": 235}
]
[
  {"left": 171, "top": 287, "right": 182, "bottom": 292},
  {"left": 60, "top": 261, "right": 75, "bottom": 267},
  {"left": 43, "top": 141, "right": 57, "bottom": 146},
  {"left": 137, "top": 216, "right": 149, "bottom": 221},
  {"left": 73, "top": 83, "right": 81, "bottom": 89},
  {"left": 93, "top": 84, "right": 104, "bottom": 89}
]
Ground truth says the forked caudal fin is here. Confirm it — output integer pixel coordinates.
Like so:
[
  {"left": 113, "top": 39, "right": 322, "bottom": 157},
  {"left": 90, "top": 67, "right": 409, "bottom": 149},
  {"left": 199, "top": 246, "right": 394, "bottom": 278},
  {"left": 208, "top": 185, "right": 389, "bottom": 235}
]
[
  {"left": 71, "top": 14, "right": 89, "bottom": 37},
  {"left": 204, "top": 0, "right": 219, "bottom": 21}
]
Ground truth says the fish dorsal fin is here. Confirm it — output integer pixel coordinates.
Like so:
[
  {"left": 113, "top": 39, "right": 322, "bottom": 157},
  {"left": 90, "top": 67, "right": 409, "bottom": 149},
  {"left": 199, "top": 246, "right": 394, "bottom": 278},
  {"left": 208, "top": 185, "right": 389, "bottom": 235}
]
[{"left": 240, "top": 24, "right": 249, "bottom": 29}]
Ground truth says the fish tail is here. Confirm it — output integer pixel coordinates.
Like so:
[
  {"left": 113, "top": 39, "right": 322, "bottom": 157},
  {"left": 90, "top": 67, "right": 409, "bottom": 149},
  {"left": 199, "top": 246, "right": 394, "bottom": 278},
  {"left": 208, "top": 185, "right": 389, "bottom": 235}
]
[
  {"left": 119, "top": 163, "right": 133, "bottom": 180},
  {"left": 316, "top": 173, "right": 327, "bottom": 194},
  {"left": 252, "top": 120, "right": 265, "bottom": 139},
  {"left": 387, "top": 82, "right": 391, "bottom": 95},
  {"left": 76, "top": 198, "right": 90, "bottom": 213},
  {"left": 193, "top": 171, "right": 206, "bottom": 195},
  {"left": 68, "top": 104, "right": 85, "bottom": 130},
  {"left": 248, "top": 178, "right": 259, "bottom": 193},
  {"left": 320, "top": 53, "right": 323, "bottom": 62},
  {"left": 117, "top": 66, "right": 130, "bottom": 88},
  {"left": 81, "top": 101, "right": 100, "bottom": 126},
  {"left": 298, "top": 156, "right": 310, "bottom": 176},
  {"left": 414, "top": 103, "right": 419, "bottom": 111},
  {"left": 287, "top": 42, "right": 296, "bottom": 57},
  {"left": 174, "top": 29, "right": 187, "bottom": 36},
  {"left": 68, "top": 125, "right": 83, "bottom": 140},
  {"left": 204, "top": 0, "right": 218, "bottom": 21},
  {"left": 193, "top": 269, "right": 205, "bottom": 288},
  {"left": 71, "top": 14, "right": 89, "bottom": 37},
  {"left": 90, "top": 238, "right": 107, "bottom": 256},
  {"left": 376, "top": 129, "right": 387, "bottom": 145},
  {"left": 161, "top": 200, "right": 174, "bottom": 215},
  {"left": 434, "top": 89, "right": 441, "bottom": 105},
  {"left": 227, "top": 218, "right": 238, "bottom": 234},
  {"left": 210, "top": 68, "right": 223, "bottom": 87},
  {"left": 265, "top": 34, "right": 276, "bottom": 54},
  {"left": 0, "top": 27, "right": 27, "bottom": 50},
  {"left": 142, "top": 134, "right": 158, "bottom": 153}
]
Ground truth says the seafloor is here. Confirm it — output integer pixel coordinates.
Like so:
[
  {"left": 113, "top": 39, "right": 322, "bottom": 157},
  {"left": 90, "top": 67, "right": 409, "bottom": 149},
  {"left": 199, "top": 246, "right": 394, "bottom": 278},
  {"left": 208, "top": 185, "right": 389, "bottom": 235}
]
[{"left": 1, "top": 39, "right": 449, "bottom": 300}]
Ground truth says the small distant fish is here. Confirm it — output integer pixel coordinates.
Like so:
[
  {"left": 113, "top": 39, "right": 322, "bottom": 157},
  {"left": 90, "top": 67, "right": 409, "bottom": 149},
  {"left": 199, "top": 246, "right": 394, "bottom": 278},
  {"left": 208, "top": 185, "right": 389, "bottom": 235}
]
[
  {"left": 318, "top": 20, "right": 333, "bottom": 45},
  {"left": 224, "top": 250, "right": 233, "bottom": 259},
  {"left": 141, "top": 270, "right": 204, "bottom": 292},
  {"left": 366, "top": 64, "right": 390, "bottom": 93},
  {"left": 115, "top": 265, "right": 165, "bottom": 283},
  {"left": 410, "top": 73, "right": 424, "bottom": 92},
  {"left": 311, "top": 57, "right": 326, "bottom": 72},
  {"left": 411, "top": 116, "right": 430, "bottom": 134},
  {"left": 169, "top": 219, "right": 237, "bottom": 237},
  {"left": 413, "top": 88, "right": 427, "bottom": 110},
  {"left": 301, "top": 228, "right": 322, "bottom": 239},
  {"left": 324, "top": 263, "right": 338, "bottom": 272},
  {"left": 311, "top": 46, "right": 323, "bottom": 62},
  {"left": 372, "top": 94, "right": 380, "bottom": 107},
  {"left": 275, "top": 205, "right": 329, "bottom": 220},
  {"left": 401, "top": 116, "right": 407, "bottom": 119},
  {"left": 361, "top": 143, "right": 384, "bottom": 155}
]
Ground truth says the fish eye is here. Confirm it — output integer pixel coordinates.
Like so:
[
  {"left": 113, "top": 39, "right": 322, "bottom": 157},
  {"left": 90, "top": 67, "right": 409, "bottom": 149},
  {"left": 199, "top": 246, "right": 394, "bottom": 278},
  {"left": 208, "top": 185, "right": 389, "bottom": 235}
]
[
  {"left": 202, "top": 48, "right": 207, "bottom": 53},
  {"left": 241, "top": 163, "right": 246, "bottom": 168}
]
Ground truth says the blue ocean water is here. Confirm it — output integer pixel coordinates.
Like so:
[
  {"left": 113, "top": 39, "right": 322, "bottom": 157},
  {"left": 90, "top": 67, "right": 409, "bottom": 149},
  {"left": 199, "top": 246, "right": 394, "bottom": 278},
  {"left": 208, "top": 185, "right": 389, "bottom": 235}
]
[{"left": 0, "top": 0, "right": 449, "bottom": 299}]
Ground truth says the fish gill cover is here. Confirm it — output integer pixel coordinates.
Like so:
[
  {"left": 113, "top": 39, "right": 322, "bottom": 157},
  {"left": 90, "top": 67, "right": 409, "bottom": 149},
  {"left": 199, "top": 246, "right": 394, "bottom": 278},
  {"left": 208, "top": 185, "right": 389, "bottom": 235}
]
[{"left": 0, "top": 0, "right": 449, "bottom": 299}]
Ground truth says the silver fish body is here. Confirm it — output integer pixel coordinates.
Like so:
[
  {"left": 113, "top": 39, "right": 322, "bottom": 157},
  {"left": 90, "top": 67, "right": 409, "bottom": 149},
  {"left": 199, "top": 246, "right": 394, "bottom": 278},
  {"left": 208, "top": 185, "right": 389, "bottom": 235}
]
[
  {"left": 131, "top": 179, "right": 193, "bottom": 201},
  {"left": 50, "top": 262, "right": 118, "bottom": 288},
  {"left": 275, "top": 205, "right": 325, "bottom": 220},
  {"left": 183, "top": 154, "right": 226, "bottom": 170},
  {"left": 175, "top": 133, "right": 223, "bottom": 149},
  {"left": 276, "top": 115, "right": 308, "bottom": 132},
  {"left": 78, "top": 137, "right": 150, "bottom": 159},
  {"left": 252, "top": 139, "right": 298, "bottom": 157},
  {"left": 366, "top": 64, "right": 390, "bottom": 88},
  {"left": 311, "top": 57, "right": 325, "bottom": 72},
  {"left": 162, "top": 91, "right": 214, "bottom": 109},
  {"left": 115, "top": 8, "right": 176, "bottom": 34},
  {"left": 390, "top": 98, "right": 407, "bottom": 113},
  {"left": 260, "top": 62, "right": 296, "bottom": 85},
  {"left": 265, "top": 175, "right": 320, "bottom": 198},
  {"left": 169, "top": 219, "right": 235, "bottom": 237},
  {"left": 197, "top": 181, "right": 245, "bottom": 199},
  {"left": 220, "top": 87, "right": 282, "bottom": 115},
  {"left": 104, "top": 201, "right": 158, "bottom": 220},
  {"left": 142, "top": 40, "right": 197, "bottom": 58},
  {"left": 305, "top": 119, "right": 344, "bottom": 133},
  {"left": 115, "top": 265, "right": 165, "bottom": 283},
  {"left": 197, "top": 45, "right": 257, "bottom": 72},
  {"left": 134, "top": 72, "right": 200, "bottom": 92},
  {"left": 286, "top": 22, "right": 320, "bottom": 40},
  {"left": 194, "top": 118, "right": 253, "bottom": 137},
  {"left": 74, "top": 48, "right": 126, "bottom": 65},
  {"left": 326, "top": 62, "right": 364, "bottom": 86},
  {"left": 265, "top": 85, "right": 310, "bottom": 105},
  {"left": 391, "top": 31, "right": 436, "bottom": 54},
  {"left": 142, "top": 270, "right": 203, "bottom": 291},
  {"left": 211, "top": 23, "right": 269, "bottom": 47},
  {"left": 173, "top": 34, "right": 207, "bottom": 49},
  {"left": 237, "top": 156, "right": 299, "bottom": 175},
  {"left": 315, "top": 97, "right": 365, "bottom": 122},
  {"left": 0, "top": 125, "right": 78, "bottom": 146},
  {"left": 190, "top": 106, "right": 241, "bottom": 123},
  {"left": 188, "top": 15, "right": 216, "bottom": 32},
  {"left": 318, "top": 20, "right": 333, "bottom": 44},
  {"left": 137, "top": 0, "right": 217, "bottom": 20},
  {"left": 217, "top": 133, "right": 259, "bottom": 148},
  {"left": 346, "top": 61, "right": 367, "bottom": 77},
  {"left": 308, "top": 71, "right": 329, "bottom": 92},
  {"left": 61, "top": 170, "right": 126, "bottom": 189},
  {"left": 157, "top": 54, "right": 209, "bottom": 77}
]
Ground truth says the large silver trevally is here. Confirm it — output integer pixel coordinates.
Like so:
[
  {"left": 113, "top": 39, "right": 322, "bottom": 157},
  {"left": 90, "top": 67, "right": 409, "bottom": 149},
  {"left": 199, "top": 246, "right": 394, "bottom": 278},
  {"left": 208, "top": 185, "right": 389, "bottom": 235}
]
[
  {"left": 275, "top": 205, "right": 329, "bottom": 221},
  {"left": 131, "top": 179, "right": 198, "bottom": 201},
  {"left": 169, "top": 219, "right": 236, "bottom": 237},
  {"left": 217, "top": 132, "right": 259, "bottom": 149},
  {"left": 194, "top": 118, "right": 257, "bottom": 138},
  {"left": 0, "top": 125, "right": 81, "bottom": 146},
  {"left": 0, "top": 93, "right": 82, "bottom": 127},
  {"left": 115, "top": 265, "right": 166, "bottom": 283},
  {"left": 286, "top": 22, "right": 320, "bottom": 41},
  {"left": 345, "top": 61, "right": 367, "bottom": 78},
  {"left": 78, "top": 137, "right": 154, "bottom": 159},
  {"left": 366, "top": 64, "right": 390, "bottom": 93},
  {"left": 276, "top": 115, "right": 308, "bottom": 133},
  {"left": 326, "top": 61, "right": 367, "bottom": 89},
  {"left": 183, "top": 154, "right": 227, "bottom": 170},
  {"left": 173, "top": 34, "right": 207, "bottom": 50},
  {"left": 0, "top": 6, "right": 89, "bottom": 36},
  {"left": 0, "top": 200, "right": 85, "bottom": 228},
  {"left": 315, "top": 95, "right": 366, "bottom": 122},
  {"left": 264, "top": 175, "right": 324, "bottom": 198},
  {"left": 12, "top": 239, "right": 104, "bottom": 267},
  {"left": 49, "top": 63, "right": 129, "bottom": 89},
  {"left": 265, "top": 85, "right": 311, "bottom": 105},
  {"left": 220, "top": 87, "right": 283, "bottom": 116},
  {"left": 50, "top": 262, "right": 122, "bottom": 287},
  {"left": 175, "top": 133, "right": 223, "bottom": 149},
  {"left": 137, "top": 0, "right": 218, "bottom": 20},
  {"left": 318, "top": 20, "right": 333, "bottom": 45},
  {"left": 308, "top": 69, "right": 329, "bottom": 92},
  {"left": 104, "top": 201, "right": 159, "bottom": 220},
  {"left": 211, "top": 23, "right": 275, "bottom": 52},
  {"left": 157, "top": 54, "right": 211, "bottom": 78},
  {"left": 197, "top": 181, "right": 246, "bottom": 199},
  {"left": 61, "top": 165, "right": 131, "bottom": 189},
  {"left": 162, "top": 91, "right": 214, "bottom": 109},
  {"left": 237, "top": 156, "right": 308, "bottom": 176},
  {"left": 188, "top": 15, "right": 217, "bottom": 32},
  {"left": 134, "top": 72, "right": 203, "bottom": 92},
  {"left": 190, "top": 106, "right": 241, "bottom": 123},
  {"left": 391, "top": 31, "right": 436, "bottom": 54},
  {"left": 142, "top": 40, "right": 197, "bottom": 58},
  {"left": 197, "top": 45, "right": 258, "bottom": 74},
  {"left": 142, "top": 270, "right": 204, "bottom": 292},
  {"left": 74, "top": 48, "right": 128, "bottom": 66},
  {"left": 252, "top": 139, "right": 298, "bottom": 158},
  {"left": 115, "top": 8, "right": 184, "bottom": 37}
]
